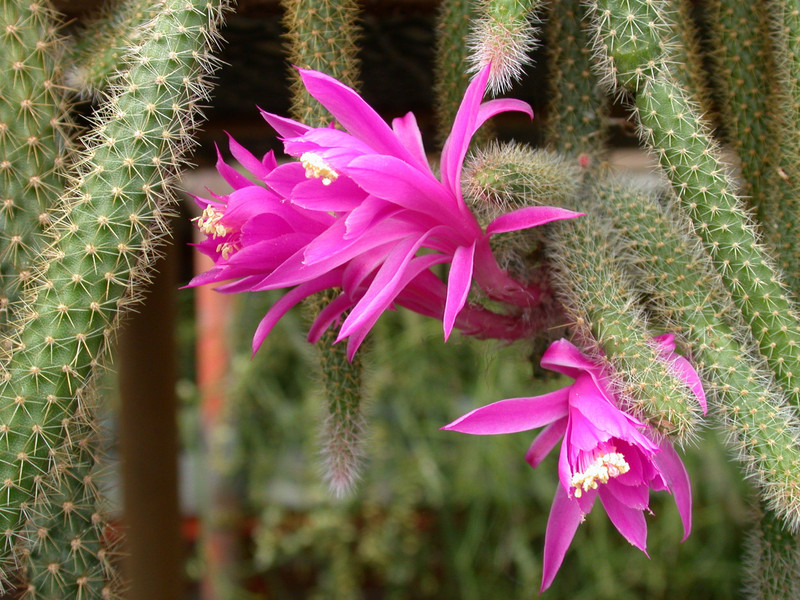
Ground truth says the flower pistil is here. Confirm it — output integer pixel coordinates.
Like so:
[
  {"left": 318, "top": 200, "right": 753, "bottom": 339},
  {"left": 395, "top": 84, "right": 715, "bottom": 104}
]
[
  {"left": 570, "top": 446, "right": 630, "bottom": 498},
  {"left": 300, "top": 151, "right": 339, "bottom": 185}
]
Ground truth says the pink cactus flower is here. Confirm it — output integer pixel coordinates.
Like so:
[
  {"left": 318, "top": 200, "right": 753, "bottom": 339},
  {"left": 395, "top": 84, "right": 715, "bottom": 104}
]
[
  {"left": 442, "top": 334, "right": 706, "bottom": 592},
  {"left": 189, "top": 65, "right": 581, "bottom": 358}
]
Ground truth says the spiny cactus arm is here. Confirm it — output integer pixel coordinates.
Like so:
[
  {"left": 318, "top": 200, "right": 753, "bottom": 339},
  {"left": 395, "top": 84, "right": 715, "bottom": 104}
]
[
  {"left": 280, "top": 0, "right": 366, "bottom": 495},
  {"left": 584, "top": 0, "right": 800, "bottom": 410},
  {"left": 743, "top": 504, "right": 800, "bottom": 600},
  {"left": 64, "top": 0, "right": 158, "bottom": 99},
  {"left": 0, "top": 0, "right": 74, "bottom": 320},
  {"left": 705, "top": 0, "right": 800, "bottom": 290},
  {"left": 467, "top": 0, "right": 541, "bottom": 96},
  {"left": 667, "top": 0, "right": 714, "bottom": 118},
  {"left": 21, "top": 408, "right": 120, "bottom": 600},
  {"left": 543, "top": 0, "right": 608, "bottom": 163},
  {"left": 547, "top": 210, "right": 703, "bottom": 442},
  {"left": 0, "top": 0, "right": 232, "bottom": 573},
  {"left": 434, "top": 0, "right": 490, "bottom": 147},
  {"left": 606, "top": 182, "right": 800, "bottom": 529}
]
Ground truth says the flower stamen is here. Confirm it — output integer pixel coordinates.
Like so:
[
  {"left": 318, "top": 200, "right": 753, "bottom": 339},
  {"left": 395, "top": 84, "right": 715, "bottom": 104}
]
[
  {"left": 196, "top": 205, "right": 229, "bottom": 238},
  {"left": 300, "top": 152, "right": 338, "bottom": 185},
  {"left": 570, "top": 451, "right": 630, "bottom": 498}
]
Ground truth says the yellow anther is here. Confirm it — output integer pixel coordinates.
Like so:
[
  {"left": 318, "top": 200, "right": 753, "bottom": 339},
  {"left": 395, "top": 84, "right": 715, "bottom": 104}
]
[
  {"left": 570, "top": 451, "right": 630, "bottom": 498},
  {"left": 195, "top": 205, "right": 229, "bottom": 237},
  {"left": 300, "top": 152, "right": 338, "bottom": 185}
]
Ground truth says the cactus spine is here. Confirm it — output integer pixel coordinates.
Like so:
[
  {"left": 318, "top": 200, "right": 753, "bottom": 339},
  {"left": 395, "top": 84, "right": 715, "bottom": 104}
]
[
  {"left": 0, "top": 0, "right": 231, "bottom": 589},
  {"left": 281, "top": 0, "right": 367, "bottom": 496}
]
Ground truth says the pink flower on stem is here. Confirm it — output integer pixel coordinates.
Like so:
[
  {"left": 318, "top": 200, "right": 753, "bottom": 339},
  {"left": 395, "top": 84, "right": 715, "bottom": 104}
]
[
  {"left": 442, "top": 334, "right": 706, "bottom": 592},
  {"left": 189, "top": 65, "right": 581, "bottom": 358}
]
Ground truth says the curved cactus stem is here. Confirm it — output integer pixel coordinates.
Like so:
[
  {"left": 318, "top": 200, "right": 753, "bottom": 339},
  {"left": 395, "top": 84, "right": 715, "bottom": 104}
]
[
  {"left": 0, "top": 0, "right": 233, "bottom": 585},
  {"left": 0, "top": 0, "right": 74, "bottom": 328}
]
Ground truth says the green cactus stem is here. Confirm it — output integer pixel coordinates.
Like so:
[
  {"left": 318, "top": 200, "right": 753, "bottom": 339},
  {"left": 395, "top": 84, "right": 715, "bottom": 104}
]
[
  {"left": 743, "top": 503, "right": 800, "bottom": 600},
  {"left": 0, "top": 0, "right": 232, "bottom": 576},
  {"left": 606, "top": 180, "right": 800, "bottom": 531},
  {"left": 585, "top": 0, "right": 800, "bottom": 414},
  {"left": 64, "top": 0, "right": 157, "bottom": 99},
  {"left": 0, "top": 0, "right": 74, "bottom": 327},
  {"left": 281, "top": 0, "right": 367, "bottom": 496}
]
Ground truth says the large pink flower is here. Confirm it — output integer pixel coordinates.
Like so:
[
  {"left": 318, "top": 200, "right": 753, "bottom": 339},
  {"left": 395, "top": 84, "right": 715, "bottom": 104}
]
[
  {"left": 189, "top": 66, "right": 581, "bottom": 358},
  {"left": 442, "top": 334, "right": 706, "bottom": 592}
]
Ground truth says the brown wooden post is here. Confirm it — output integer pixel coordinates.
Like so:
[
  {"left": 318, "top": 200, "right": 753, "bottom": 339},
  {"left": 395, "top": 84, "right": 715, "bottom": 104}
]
[{"left": 118, "top": 236, "right": 183, "bottom": 600}]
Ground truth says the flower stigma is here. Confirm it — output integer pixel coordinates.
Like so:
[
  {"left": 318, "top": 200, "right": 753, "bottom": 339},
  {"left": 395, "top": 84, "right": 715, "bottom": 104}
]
[
  {"left": 300, "top": 152, "right": 338, "bottom": 185},
  {"left": 570, "top": 448, "right": 630, "bottom": 498}
]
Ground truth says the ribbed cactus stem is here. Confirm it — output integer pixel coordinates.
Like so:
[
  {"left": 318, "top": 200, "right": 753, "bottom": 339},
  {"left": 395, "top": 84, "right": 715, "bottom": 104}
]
[
  {"left": 548, "top": 210, "right": 703, "bottom": 442},
  {"left": 606, "top": 181, "right": 800, "bottom": 530},
  {"left": 281, "top": 0, "right": 366, "bottom": 496},
  {"left": 0, "top": 0, "right": 231, "bottom": 573},
  {"left": 543, "top": 0, "right": 607, "bottom": 162},
  {"left": 0, "top": 0, "right": 74, "bottom": 325},
  {"left": 585, "top": 0, "right": 800, "bottom": 412},
  {"left": 64, "top": 0, "right": 157, "bottom": 99},
  {"left": 468, "top": 0, "right": 541, "bottom": 95},
  {"left": 743, "top": 504, "right": 800, "bottom": 600},
  {"left": 21, "top": 405, "right": 120, "bottom": 600},
  {"left": 433, "top": 0, "right": 491, "bottom": 147}
]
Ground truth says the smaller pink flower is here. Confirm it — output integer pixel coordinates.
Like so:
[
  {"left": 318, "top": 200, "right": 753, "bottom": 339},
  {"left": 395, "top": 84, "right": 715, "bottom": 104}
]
[{"left": 441, "top": 334, "right": 706, "bottom": 592}]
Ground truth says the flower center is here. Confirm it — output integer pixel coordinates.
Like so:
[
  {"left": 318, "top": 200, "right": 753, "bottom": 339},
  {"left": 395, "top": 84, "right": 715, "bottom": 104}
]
[
  {"left": 570, "top": 449, "right": 630, "bottom": 498},
  {"left": 300, "top": 152, "right": 338, "bottom": 185},
  {"left": 196, "top": 205, "right": 229, "bottom": 238}
]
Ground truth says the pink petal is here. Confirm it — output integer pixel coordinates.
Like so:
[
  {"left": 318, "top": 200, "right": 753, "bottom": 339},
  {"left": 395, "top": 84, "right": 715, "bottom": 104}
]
[
  {"left": 440, "top": 65, "right": 491, "bottom": 194},
  {"left": 251, "top": 273, "right": 340, "bottom": 354},
  {"left": 443, "top": 242, "right": 476, "bottom": 340},
  {"left": 540, "top": 338, "right": 604, "bottom": 380},
  {"left": 347, "top": 154, "right": 461, "bottom": 216},
  {"left": 215, "top": 143, "right": 253, "bottom": 190},
  {"left": 344, "top": 196, "right": 402, "bottom": 240},
  {"left": 298, "top": 68, "right": 418, "bottom": 162},
  {"left": 307, "top": 292, "right": 355, "bottom": 343},
  {"left": 486, "top": 206, "right": 583, "bottom": 235},
  {"left": 598, "top": 488, "right": 649, "bottom": 554},
  {"left": 259, "top": 108, "right": 312, "bottom": 138},
  {"left": 227, "top": 132, "right": 272, "bottom": 181},
  {"left": 291, "top": 177, "right": 366, "bottom": 212},
  {"left": 392, "top": 112, "right": 430, "bottom": 170},
  {"left": 652, "top": 439, "right": 693, "bottom": 540},
  {"left": 604, "top": 478, "right": 650, "bottom": 511},
  {"left": 264, "top": 162, "right": 306, "bottom": 198},
  {"left": 440, "top": 388, "right": 570, "bottom": 434},
  {"left": 526, "top": 418, "right": 568, "bottom": 468},
  {"left": 541, "top": 485, "right": 587, "bottom": 592}
]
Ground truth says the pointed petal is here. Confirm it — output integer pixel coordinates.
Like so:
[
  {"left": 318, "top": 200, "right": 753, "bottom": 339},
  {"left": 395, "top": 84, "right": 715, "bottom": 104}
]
[
  {"left": 347, "top": 154, "right": 461, "bottom": 215},
  {"left": 652, "top": 439, "right": 693, "bottom": 540},
  {"left": 251, "top": 274, "right": 340, "bottom": 354},
  {"left": 307, "top": 293, "right": 355, "bottom": 343},
  {"left": 486, "top": 206, "right": 583, "bottom": 235},
  {"left": 441, "top": 388, "right": 570, "bottom": 434},
  {"left": 215, "top": 143, "right": 253, "bottom": 190},
  {"left": 598, "top": 488, "right": 649, "bottom": 554},
  {"left": 227, "top": 132, "right": 272, "bottom": 181},
  {"left": 541, "top": 485, "right": 586, "bottom": 592},
  {"left": 540, "top": 338, "right": 604, "bottom": 380},
  {"left": 440, "top": 65, "right": 491, "bottom": 194},
  {"left": 526, "top": 418, "right": 568, "bottom": 468},
  {"left": 604, "top": 478, "right": 650, "bottom": 511},
  {"left": 291, "top": 176, "right": 367, "bottom": 212},
  {"left": 443, "top": 242, "right": 475, "bottom": 340},
  {"left": 298, "top": 68, "right": 417, "bottom": 162},
  {"left": 392, "top": 111, "right": 430, "bottom": 170},
  {"left": 259, "top": 108, "right": 311, "bottom": 138}
]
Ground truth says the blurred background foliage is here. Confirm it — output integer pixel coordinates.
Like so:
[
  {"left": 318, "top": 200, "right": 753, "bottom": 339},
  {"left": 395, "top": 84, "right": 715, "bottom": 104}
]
[{"left": 175, "top": 287, "right": 751, "bottom": 599}]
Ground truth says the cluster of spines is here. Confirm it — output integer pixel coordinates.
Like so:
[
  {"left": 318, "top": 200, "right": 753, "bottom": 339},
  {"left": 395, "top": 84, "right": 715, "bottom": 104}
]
[
  {"left": 64, "top": 0, "right": 157, "bottom": 99},
  {"left": 0, "top": 0, "right": 74, "bottom": 329},
  {"left": 0, "top": 0, "right": 231, "bottom": 590},
  {"left": 603, "top": 180, "right": 800, "bottom": 530},
  {"left": 281, "top": 0, "right": 367, "bottom": 496},
  {"left": 467, "top": 0, "right": 541, "bottom": 96},
  {"left": 743, "top": 503, "right": 800, "bottom": 600}
]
